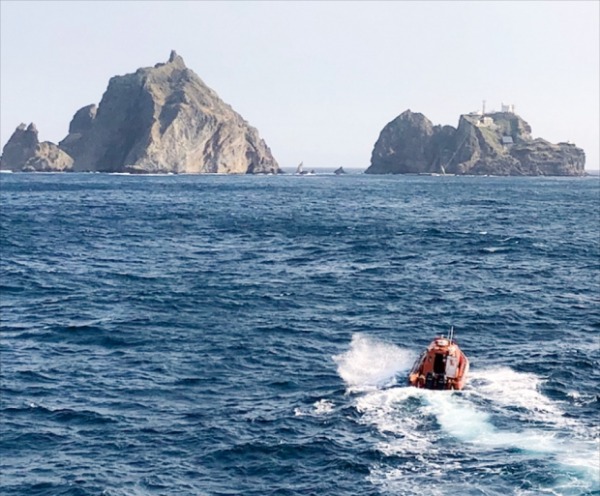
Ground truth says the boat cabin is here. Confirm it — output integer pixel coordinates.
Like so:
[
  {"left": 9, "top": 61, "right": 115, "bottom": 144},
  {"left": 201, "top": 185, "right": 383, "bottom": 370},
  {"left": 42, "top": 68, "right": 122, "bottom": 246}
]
[{"left": 408, "top": 336, "right": 469, "bottom": 390}]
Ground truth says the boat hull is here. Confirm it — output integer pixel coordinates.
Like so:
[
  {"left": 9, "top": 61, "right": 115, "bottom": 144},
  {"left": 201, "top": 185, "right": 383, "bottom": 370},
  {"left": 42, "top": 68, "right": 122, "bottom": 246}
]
[{"left": 408, "top": 337, "right": 469, "bottom": 390}]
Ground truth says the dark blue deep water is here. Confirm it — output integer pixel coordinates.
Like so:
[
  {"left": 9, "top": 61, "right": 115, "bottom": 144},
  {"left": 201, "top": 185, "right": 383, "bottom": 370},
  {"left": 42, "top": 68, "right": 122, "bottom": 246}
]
[{"left": 1, "top": 172, "right": 599, "bottom": 496}]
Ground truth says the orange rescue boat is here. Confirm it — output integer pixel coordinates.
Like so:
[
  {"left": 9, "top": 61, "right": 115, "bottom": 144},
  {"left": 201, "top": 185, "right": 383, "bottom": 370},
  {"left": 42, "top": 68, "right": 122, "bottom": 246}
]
[{"left": 408, "top": 329, "right": 469, "bottom": 390}]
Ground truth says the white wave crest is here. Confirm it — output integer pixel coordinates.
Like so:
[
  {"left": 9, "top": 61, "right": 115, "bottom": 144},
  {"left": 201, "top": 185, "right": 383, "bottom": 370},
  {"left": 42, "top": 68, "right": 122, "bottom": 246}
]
[
  {"left": 313, "top": 399, "right": 334, "bottom": 415},
  {"left": 332, "top": 333, "right": 416, "bottom": 392},
  {"left": 294, "top": 399, "right": 335, "bottom": 417}
]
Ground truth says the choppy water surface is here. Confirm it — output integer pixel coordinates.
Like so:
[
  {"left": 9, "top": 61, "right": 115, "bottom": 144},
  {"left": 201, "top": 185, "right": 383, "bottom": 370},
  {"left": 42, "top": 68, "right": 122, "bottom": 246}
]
[{"left": 1, "top": 173, "right": 598, "bottom": 495}]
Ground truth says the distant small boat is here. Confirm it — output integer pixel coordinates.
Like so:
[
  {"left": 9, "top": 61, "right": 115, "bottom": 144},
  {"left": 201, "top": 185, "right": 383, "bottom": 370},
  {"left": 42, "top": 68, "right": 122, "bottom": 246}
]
[
  {"left": 294, "top": 161, "right": 315, "bottom": 175},
  {"left": 408, "top": 328, "right": 469, "bottom": 390}
]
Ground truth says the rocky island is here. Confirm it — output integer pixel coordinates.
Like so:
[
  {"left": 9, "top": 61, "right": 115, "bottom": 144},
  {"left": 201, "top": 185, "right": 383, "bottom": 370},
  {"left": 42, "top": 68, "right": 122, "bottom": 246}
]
[
  {"left": 366, "top": 108, "right": 585, "bottom": 176},
  {"left": 1, "top": 51, "right": 280, "bottom": 174}
]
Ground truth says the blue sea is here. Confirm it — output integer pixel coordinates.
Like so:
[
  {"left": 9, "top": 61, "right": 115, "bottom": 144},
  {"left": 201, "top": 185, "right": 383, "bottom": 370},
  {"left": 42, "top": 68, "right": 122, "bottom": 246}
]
[{"left": 1, "top": 172, "right": 598, "bottom": 496}]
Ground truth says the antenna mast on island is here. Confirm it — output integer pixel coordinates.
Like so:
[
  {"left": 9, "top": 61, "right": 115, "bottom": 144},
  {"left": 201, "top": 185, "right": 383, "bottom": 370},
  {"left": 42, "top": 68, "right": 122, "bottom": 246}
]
[{"left": 482, "top": 100, "right": 486, "bottom": 115}]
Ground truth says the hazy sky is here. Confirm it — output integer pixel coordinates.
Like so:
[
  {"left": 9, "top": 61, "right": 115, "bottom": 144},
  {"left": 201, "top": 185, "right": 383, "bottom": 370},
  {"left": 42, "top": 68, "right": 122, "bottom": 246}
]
[{"left": 1, "top": 1, "right": 598, "bottom": 170}]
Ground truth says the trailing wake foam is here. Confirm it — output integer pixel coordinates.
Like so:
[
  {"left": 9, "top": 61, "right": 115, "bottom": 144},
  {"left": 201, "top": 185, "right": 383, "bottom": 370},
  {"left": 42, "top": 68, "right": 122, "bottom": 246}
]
[
  {"left": 333, "top": 333, "right": 416, "bottom": 392},
  {"left": 335, "top": 334, "right": 599, "bottom": 495}
]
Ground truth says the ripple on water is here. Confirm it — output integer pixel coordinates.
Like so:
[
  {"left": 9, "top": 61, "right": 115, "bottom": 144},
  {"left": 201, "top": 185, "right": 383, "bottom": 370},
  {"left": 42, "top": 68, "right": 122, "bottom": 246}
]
[{"left": 1, "top": 174, "right": 598, "bottom": 495}]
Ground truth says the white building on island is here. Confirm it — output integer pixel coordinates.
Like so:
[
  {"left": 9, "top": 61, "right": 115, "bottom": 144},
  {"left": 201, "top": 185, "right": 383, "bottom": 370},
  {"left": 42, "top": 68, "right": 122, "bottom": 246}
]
[{"left": 501, "top": 103, "right": 515, "bottom": 113}]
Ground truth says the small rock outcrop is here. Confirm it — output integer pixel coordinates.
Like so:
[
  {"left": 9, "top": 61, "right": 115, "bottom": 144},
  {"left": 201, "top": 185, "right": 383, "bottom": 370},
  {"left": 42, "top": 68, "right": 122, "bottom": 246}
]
[
  {"left": 0, "top": 123, "right": 73, "bottom": 172},
  {"left": 366, "top": 109, "right": 585, "bottom": 176},
  {"left": 59, "top": 50, "right": 279, "bottom": 174}
]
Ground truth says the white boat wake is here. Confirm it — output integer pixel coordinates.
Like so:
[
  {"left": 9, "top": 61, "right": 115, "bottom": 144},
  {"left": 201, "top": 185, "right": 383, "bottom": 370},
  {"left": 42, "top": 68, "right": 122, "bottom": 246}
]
[{"left": 334, "top": 333, "right": 599, "bottom": 496}]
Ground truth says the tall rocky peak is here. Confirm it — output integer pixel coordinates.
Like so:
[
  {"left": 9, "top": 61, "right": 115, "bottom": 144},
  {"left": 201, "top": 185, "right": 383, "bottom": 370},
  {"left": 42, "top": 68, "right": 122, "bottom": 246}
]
[
  {"left": 168, "top": 49, "right": 184, "bottom": 66},
  {"left": 368, "top": 110, "right": 438, "bottom": 174},
  {"left": 366, "top": 109, "right": 585, "bottom": 176},
  {"left": 0, "top": 122, "right": 73, "bottom": 172},
  {"left": 0, "top": 123, "right": 39, "bottom": 170},
  {"left": 60, "top": 51, "right": 279, "bottom": 174}
]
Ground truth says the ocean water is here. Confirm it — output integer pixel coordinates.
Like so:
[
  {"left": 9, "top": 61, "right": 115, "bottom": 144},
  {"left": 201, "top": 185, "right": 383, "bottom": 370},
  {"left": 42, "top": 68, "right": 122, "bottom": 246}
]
[{"left": 1, "top": 172, "right": 598, "bottom": 496}]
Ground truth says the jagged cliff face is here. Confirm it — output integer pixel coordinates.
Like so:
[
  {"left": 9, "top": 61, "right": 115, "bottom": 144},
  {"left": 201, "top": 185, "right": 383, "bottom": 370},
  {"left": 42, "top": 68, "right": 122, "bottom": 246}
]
[
  {"left": 57, "top": 104, "right": 97, "bottom": 155},
  {"left": 59, "top": 51, "right": 279, "bottom": 174},
  {"left": 1, "top": 51, "right": 279, "bottom": 174},
  {"left": 366, "top": 110, "right": 586, "bottom": 176},
  {"left": 0, "top": 123, "right": 73, "bottom": 172}
]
